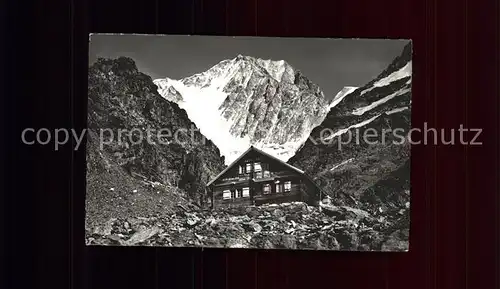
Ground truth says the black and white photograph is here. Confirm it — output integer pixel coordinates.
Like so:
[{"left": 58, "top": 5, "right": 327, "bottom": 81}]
[{"left": 85, "top": 35, "right": 412, "bottom": 251}]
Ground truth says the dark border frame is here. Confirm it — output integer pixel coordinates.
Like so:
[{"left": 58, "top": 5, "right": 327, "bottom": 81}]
[{"left": 2, "top": 0, "right": 499, "bottom": 288}]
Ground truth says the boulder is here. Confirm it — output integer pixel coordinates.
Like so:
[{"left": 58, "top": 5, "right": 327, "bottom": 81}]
[
  {"left": 124, "top": 226, "right": 161, "bottom": 246},
  {"left": 280, "top": 235, "right": 297, "bottom": 249}
]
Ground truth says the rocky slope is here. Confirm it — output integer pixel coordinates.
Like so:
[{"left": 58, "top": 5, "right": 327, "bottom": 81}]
[
  {"left": 288, "top": 43, "right": 412, "bottom": 217},
  {"left": 86, "top": 57, "right": 226, "bottom": 226},
  {"left": 86, "top": 201, "right": 409, "bottom": 251},
  {"left": 153, "top": 55, "right": 330, "bottom": 165}
]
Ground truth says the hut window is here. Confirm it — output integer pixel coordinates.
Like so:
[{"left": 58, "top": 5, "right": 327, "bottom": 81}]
[
  {"left": 246, "top": 163, "right": 252, "bottom": 173},
  {"left": 262, "top": 163, "right": 270, "bottom": 178},
  {"left": 223, "top": 190, "right": 231, "bottom": 200},
  {"left": 254, "top": 162, "right": 262, "bottom": 178},
  {"left": 237, "top": 188, "right": 243, "bottom": 198},
  {"left": 242, "top": 187, "right": 250, "bottom": 197},
  {"left": 276, "top": 183, "right": 283, "bottom": 193},
  {"left": 238, "top": 165, "right": 243, "bottom": 175},
  {"left": 284, "top": 181, "right": 292, "bottom": 192},
  {"left": 263, "top": 184, "right": 271, "bottom": 194}
]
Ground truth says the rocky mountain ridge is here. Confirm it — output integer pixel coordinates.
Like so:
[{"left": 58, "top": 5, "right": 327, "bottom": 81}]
[
  {"left": 86, "top": 57, "right": 226, "bottom": 226},
  {"left": 288, "top": 43, "right": 412, "bottom": 217}
]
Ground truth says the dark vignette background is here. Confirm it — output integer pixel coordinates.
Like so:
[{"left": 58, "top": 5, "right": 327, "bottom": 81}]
[{"left": 1, "top": 0, "right": 499, "bottom": 289}]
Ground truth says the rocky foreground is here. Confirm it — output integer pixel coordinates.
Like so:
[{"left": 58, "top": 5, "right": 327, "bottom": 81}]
[{"left": 86, "top": 202, "right": 409, "bottom": 251}]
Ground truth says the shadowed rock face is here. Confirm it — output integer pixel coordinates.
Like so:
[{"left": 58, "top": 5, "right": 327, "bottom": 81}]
[
  {"left": 288, "top": 43, "right": 412, "bottom": 218},
  {"left": 86, "top": 57, "right": 226, "bottom": 226}
]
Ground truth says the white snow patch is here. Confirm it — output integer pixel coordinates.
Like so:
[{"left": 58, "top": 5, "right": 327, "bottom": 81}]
[
  {"left": 164, "top": 79, "right": 253, "bottom": 165},
  {"left": 330, "top": 158, "right": 354, "bottom": 171},
  {"left": 256, "top": 138, "right": 308, "bottom": 165},
  {"left": 323, "top": 114, "right": 382, "bottom": 141},
  {"left": 153, "top": 78, "right": 183, "bottom": 100},
  {"left": 352, "top": 87, "right": 410, "bottom": 116},
  {"left": 329, "top": 86, "right": 358, "bottom": 109},
  {"left": 255, "top": 58, "right": 287, "bottom": 82},
  {"left": 386, "top": 106, "right": 409, "bottom": 115},
  {"left": 359, "top": 61, "right": 412, "bottom": 96}
]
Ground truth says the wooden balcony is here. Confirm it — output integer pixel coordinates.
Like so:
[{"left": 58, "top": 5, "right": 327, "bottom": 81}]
[{"left": 220, "top": 175, "right": 251, "bottom": 184}]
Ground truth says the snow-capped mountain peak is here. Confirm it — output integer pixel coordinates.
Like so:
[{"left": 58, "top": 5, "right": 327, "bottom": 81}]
[
  {"left": 163, "top": 55, "right": 292, "bottom": 92},
  {"left": 153, "top": 56, "right": 329, "bottom": 165}
]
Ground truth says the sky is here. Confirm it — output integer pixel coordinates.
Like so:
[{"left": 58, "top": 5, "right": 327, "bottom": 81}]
[{"left": 89, "top": 34, "right": 409, "bottom": 100}]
